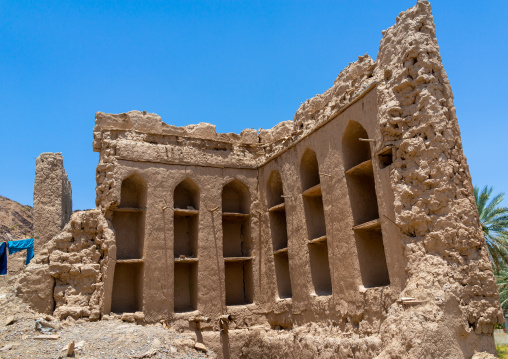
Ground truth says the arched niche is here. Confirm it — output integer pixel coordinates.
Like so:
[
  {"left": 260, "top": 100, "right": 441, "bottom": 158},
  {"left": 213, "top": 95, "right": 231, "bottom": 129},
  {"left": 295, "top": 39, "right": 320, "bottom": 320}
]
[
  {"left": 174, "top": 178, "right": 200, "bottom": 210},
  {"left": 299, "top": 149, "right": 325, "bottom": 239},
  {"left": 266, "top": 170, "right": 292, "bottom": 299},
  {"left": 111, "top": 173, "right": 146, "bottom": 314},
  {"left": 173, "top": 178, "right": 200, "bottom": 257},
  {"left": 222, "top": 179, "right": 250, "bottom": 214},
  {"left": 114, "top": 174, "right": 146, "bottom": 259},
  {"left": 266, "top": 170, "right": 284, "bottom": 208},
  {"left": 173, "top": 178, "right": 200, "bottom": 312},
  {"left": 342, "top": 122, "right": 379, "bottom": 225},
  {"left": 342, "top": 120, "right": 371, "bottom": 171},
  {"left": 300, "top": 149, "right": 320, "bottom": 191},
  {"left": 299, "top": 149, "right": 332, "bottom": 296},
  {"left": 222, "top": 179, "right": 253, "bottom": 305},
  {"left": 119, "top": 173, "right": 147, "bottom": 208},
  {"left": 342, "top": 121, "right": 390, "bottom": 288}
]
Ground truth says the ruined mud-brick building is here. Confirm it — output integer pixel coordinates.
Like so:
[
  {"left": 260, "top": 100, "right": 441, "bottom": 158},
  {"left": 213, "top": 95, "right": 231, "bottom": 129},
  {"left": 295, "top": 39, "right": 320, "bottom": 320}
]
[{"left": 16, "top": 1, "right": 503, "bottom": 358}]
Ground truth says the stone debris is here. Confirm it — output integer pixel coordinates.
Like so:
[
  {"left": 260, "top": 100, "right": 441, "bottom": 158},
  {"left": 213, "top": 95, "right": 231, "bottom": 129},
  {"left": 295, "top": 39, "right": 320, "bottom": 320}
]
[
  {"left": 33, "top": 334, "right": 60, "bottom": 340},
  {"left": 173, "top": 337, "right": 196, "bottom": 349},
  {"left": 0, "top": 344, "right": 13, "bottom": 352},
  {"left": 35, "top": 318, "right": 60, "bottom": 333},
  {"left": 195, "top": 342, "right": 208, "bottom": 352},
  {"left": 133, "top": 348, "right": 157, "bottom": 358},
  {"left": 4, "top": 316, "right": 14, "bottom": 326},
  {"left": 121, "top": 312, "right": 136, "bottom": 323},
  {"left": 0, "top": 292, "right": 215, "bottom": 358},
  {"left": 63, "top": 340, "right": 74, "bottom": 357},
  {"left": 134, "top": 311, "right": 145, "bottom": 322}
]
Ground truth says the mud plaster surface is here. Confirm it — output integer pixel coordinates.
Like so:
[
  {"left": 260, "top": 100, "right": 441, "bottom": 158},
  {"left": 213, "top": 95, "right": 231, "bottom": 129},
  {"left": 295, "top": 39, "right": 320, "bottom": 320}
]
[{"left": 15, "top": 1, "right": 503, "bottom": 358}]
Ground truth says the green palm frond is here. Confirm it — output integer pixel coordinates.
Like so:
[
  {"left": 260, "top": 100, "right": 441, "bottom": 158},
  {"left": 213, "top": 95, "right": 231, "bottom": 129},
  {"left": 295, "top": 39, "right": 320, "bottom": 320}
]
[
  {"left": 476, "top": 185, "right": 492, "bottom": 217},
  {"left": 475, "top": 185, "right": 508, "bottom": 272},
  {"left": 483, "top": 193, "right": 504, "bottom": 220},
  {"left": 496, "top": 268, "right": 508, "bottom": 311}
]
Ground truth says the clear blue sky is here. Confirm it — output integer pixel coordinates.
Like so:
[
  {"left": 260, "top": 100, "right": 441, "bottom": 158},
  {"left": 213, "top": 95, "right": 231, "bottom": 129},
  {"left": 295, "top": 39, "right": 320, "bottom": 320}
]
[{"left": 1, "top": 0, "right": 507, "bottom": 210}]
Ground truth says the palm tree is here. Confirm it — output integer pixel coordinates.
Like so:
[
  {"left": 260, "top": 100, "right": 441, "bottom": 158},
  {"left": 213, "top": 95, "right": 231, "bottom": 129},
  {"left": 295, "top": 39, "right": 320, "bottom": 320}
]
[
  {"left": 475, "top": 185, "right": 508, "bottom": 272},
  {"left": 495, "top": 268, "right": 508, "bottom": 311}
]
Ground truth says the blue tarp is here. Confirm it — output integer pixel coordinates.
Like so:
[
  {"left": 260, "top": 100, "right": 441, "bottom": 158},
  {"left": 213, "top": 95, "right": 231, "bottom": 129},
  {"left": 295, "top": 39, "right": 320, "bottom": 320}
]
[
  {"left": 0, "top": 242, "right": 6, "bottom": 275},
  {"left": 8, "top": 238, "right": 34, "bottom": 265}
]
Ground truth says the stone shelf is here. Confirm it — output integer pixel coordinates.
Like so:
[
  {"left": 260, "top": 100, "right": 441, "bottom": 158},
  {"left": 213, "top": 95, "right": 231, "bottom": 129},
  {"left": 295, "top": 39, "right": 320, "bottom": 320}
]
[
  {"left": 308, "top": 235, "right": 327, "bottom": 244},
  {"left": 222, "top": 212, "right": 250, "bottom": 221},
  {"left": 353, "top": 218, "right": 381, "bottom": 231},
  {"left": 302, "top": 183, "right": 322, "bottom": 197},
  {"left": 345, "top": 159, "right": 373, "bottom": 176},
  {"left": 174, "top": 208, "right": 199, "bottom": 216},
  {"left": 116, "top": 258, "right": 144, "bottom": 264},
  {"left": 273, "top": 247, "right": 288, "bottom": 256},
  {"left": 224, "top": 257, "right": 252, "bottom": 262},
  {"left": 268, "top": 203, "right": 285, "bottom": 212},
  {"left": 112, "top": 207, "right": 146, "bottom": 213},
  {"left": 174, "top": 257, "right": 199, "bottom": 263}
]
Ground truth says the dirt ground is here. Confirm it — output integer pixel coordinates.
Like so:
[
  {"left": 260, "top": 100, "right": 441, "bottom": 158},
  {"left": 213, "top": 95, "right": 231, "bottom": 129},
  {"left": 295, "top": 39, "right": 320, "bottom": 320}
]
[{"left": 0, "top": 276, "right": 215, "bottom": 359}]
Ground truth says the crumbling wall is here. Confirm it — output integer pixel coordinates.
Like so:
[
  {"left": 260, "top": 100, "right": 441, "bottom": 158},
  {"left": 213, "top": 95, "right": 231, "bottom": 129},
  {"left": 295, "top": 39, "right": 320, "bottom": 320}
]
[
  {"left": 370, "top": 1, "right": 503, "bottom": 357},
  {"left": 292, "top": 54, "right": 376, "bottom": 135},
  {"left": 33, "top": 153, "right": 72, "bottom": 249},
  {"left": 16, "top": 209, "right": 115, "bottom": 321}
]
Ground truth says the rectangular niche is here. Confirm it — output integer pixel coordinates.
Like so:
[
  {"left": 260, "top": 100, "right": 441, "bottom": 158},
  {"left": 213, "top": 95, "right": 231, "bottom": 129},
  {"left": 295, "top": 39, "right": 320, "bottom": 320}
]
[
  {"left": 174, "top": 213, "right": 198, "bottom": 258},
  {"left": 274, "top": 251, "right": 292, "bottom": 299},
  {"left": 111, "top": 262, "right": 143, "bottom": 313},
  {"left": 222, "top": 217, "right": 250, "bottom": 257},
  {"left": 302, "top": 194, "right": 326, "bottom": 240},
  {"left": 354, "top": 228, "right": 389, "bottom": 288},
  {"left": 112, "top": 211, "right": 145, "bottom": 260},
  {"left": 345, "top": 168, "right": 379, "bottom": 226},
  {"left": 224, "top": 260, "right": 253, "bottom": 305},
  {"left": 174, "top": 261, "right": 198, "bottom": 312},
  {"left": 309, "top": 242, "right": 332, "bottom": 295},
  {"left": 269, "top": 210, "right": 288, "bottom": 251}
]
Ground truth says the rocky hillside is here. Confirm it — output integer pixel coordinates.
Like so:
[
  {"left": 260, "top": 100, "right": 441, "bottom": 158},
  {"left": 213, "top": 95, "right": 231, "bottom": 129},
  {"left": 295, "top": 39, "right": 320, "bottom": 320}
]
[{"left": 0, "top": 195, "right": 33, "bottom": 242}]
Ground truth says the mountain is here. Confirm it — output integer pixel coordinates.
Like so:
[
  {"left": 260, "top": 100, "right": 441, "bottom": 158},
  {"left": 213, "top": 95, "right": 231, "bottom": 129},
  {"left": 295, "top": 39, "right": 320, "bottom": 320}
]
[{"left": 0, "top": 195, "right": 33, "bottom": 242}]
